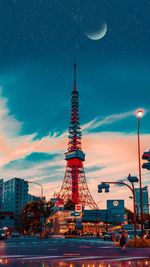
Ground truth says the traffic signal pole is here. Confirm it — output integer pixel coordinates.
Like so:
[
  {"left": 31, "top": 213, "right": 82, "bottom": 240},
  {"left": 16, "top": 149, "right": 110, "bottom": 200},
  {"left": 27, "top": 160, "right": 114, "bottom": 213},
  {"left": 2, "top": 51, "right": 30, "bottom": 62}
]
[{"left": 98, "top": 181, "right": 137, "bottom": 239}]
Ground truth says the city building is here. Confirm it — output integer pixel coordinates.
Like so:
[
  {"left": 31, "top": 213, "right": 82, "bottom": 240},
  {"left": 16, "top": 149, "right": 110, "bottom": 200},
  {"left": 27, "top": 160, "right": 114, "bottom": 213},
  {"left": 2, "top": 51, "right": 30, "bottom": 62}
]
[
  {"left": 2, "top": 178, "right": 29, "bottom": 229},
  {"left": 46, "top": 199, "right": 125, "bottom": 235},
  {"left": 0, "top": 179, "right": 3, "bottom": 210},
  {"left": 135, "top": 186, "right": 149, "bottom": 214},
  {"left": 28, "top": 194, "right": 41, "bottom": 202},
  {"left": 0, "top": 211, "right": 14, "bottom": 230}
]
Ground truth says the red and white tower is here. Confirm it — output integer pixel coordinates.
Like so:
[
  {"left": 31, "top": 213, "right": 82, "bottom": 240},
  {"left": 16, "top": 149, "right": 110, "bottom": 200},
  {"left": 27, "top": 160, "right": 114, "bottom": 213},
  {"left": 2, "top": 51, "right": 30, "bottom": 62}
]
[{"left": 58, "top": 63, "right": 98, "bottom": 209}]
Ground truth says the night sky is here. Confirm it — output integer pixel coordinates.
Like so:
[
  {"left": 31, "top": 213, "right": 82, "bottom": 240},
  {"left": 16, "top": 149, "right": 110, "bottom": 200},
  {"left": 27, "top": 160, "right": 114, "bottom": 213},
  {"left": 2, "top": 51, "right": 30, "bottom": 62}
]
[{"left": 0, "top": 0, "right": 150, "bottom": 209}]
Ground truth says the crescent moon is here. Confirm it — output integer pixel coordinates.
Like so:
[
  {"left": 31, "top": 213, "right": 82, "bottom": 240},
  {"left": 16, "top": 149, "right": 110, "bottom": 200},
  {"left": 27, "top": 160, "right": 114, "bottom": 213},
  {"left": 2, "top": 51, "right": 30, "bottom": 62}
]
[{"left": 86, "top": 22, "right": 107, "bottom": 40}]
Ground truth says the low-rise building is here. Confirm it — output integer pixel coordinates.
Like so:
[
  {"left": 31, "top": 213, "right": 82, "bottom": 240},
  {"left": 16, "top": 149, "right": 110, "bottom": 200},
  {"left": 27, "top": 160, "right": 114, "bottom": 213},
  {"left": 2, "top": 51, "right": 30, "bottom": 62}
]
[
  {"left": 45, "top": 199, "right": 125, "bottom": 236},
  {"left": 0, "top": 211, "right": 14, "bottom": 231}
]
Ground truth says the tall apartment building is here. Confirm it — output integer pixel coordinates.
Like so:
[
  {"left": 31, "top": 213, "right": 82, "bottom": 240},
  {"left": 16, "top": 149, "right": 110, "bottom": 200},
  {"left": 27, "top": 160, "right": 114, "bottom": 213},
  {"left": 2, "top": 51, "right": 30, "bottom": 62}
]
[
  {"left": 135, "top": 186, "right": 149, "bottom": 215},
  {"left": 2, "top": 178, "right": 29, "bottom": 229},
  {"left": 0, "top": 179, "right": 3, "bottom": 210}
]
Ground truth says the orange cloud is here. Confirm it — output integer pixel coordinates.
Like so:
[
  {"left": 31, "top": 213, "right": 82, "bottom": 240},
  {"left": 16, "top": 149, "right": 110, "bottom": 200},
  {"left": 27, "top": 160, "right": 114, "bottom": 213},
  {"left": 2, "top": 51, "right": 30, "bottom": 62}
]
[{"left": 0, "top": 90, "right": 149, "bottom": 211}]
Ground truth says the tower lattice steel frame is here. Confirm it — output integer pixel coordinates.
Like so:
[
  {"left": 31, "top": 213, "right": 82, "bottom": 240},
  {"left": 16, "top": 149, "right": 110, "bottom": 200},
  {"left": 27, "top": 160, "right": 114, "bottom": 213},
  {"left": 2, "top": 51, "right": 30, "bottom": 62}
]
[{"left": 58, "top": 63, "right": 98, "bottom": 210}]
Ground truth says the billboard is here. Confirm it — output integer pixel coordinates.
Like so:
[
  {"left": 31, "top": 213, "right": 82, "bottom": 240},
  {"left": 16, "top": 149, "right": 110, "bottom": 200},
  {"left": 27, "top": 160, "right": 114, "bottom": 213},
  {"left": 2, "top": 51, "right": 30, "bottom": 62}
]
[
  {"left": 107, "top": 200, "right": 124, "bottom": 210},
  {"left": 107, "top": 200, "right": 124, "bottom": 225}
]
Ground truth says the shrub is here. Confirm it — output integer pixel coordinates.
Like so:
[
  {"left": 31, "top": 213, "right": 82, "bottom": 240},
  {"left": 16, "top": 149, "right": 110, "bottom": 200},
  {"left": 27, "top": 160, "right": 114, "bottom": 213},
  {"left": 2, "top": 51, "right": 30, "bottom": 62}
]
[{"left": 127, "top": 238, "right": 150, "bottom": 248}]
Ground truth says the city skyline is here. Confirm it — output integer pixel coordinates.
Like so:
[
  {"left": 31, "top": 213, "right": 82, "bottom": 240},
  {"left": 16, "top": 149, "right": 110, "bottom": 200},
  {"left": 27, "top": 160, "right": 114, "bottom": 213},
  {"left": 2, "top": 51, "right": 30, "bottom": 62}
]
[{"left": 0, "top": 1, "right": 150, "bottom": 210}]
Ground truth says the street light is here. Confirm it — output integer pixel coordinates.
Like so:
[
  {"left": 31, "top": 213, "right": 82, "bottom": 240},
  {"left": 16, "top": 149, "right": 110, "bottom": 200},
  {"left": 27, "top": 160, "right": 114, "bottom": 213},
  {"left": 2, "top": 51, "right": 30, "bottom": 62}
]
[
  {"left": 28, "top": 181, "right": 43, "bottom": 200},
  {"left": 27, "top": 181, "right": 45, "bottom": 237},
  {"left": 137, "top": 109, "right": 144, "bottom": 236}
]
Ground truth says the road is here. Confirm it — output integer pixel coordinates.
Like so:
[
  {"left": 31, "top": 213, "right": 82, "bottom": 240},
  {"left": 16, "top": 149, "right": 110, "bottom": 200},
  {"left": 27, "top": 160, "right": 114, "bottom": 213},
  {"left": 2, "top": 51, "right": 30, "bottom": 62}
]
[{"left": 0, "top": 236, "right": 149, "bottom": 266}]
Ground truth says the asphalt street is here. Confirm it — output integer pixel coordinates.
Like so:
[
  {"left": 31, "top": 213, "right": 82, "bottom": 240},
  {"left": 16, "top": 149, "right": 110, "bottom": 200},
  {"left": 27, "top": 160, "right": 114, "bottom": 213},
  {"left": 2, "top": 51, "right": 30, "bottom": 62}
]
[{"left": 0, "top": 236, "right": 149, "bottom": 266}]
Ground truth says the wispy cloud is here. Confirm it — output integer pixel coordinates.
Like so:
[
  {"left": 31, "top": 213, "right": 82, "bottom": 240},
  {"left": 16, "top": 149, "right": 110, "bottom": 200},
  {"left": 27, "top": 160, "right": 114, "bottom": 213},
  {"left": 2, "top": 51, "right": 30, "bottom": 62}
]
[
  {"left": 0, "top": 90, "right": 150, "bottom": 210},
  {"left": 82, "top": 111, "right": 135, "bottom": 131}
]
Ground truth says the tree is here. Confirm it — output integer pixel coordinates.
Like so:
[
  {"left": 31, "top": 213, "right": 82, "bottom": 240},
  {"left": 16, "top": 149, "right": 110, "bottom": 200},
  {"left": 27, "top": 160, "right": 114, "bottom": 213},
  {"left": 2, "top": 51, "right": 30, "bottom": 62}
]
[
  {"left": 143, "top": 213, "right": 150, "bottom": 229},
  {"left": 21, "top": 200, "right": 54, "bottom": 234},
  {"left": 125, "top": 207, "right": 134, "bottom": 224},
  {"left": 64, "top": 199, "right": 75, "bottom": 210}
]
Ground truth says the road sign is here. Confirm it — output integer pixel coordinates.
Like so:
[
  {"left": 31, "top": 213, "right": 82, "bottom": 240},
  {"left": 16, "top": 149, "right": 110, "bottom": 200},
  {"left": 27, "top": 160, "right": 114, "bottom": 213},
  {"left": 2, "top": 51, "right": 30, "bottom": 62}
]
[
  {"left": 70, "top": 212, "right": 80, "bottom": 216},
  {"left": 75, "top": 204, "right": 82, "bottom": 212}
]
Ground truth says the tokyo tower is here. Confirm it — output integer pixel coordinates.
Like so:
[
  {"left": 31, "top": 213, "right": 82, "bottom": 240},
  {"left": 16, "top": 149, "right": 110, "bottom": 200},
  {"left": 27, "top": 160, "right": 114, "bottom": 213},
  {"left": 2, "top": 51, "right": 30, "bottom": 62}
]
[{"left": 58, "top": 63, "right": 98, "bottom": 209}]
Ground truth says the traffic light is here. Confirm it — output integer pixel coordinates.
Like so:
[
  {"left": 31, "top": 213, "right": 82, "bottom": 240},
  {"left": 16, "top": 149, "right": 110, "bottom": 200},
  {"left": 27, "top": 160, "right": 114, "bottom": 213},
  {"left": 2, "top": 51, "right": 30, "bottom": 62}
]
[
  {"left": 98, "top": 183, "right": 110, "bottom": 193},
  {"left": 142, "top": 151, "right": 150, "bottom": 160},
  {"left": 142, "top": 162, "right": 150, "bottom": 170},
  {"left": 105, "top": 187, "right": 109, "bottom": 193},
  {"left": 98, "top": 185, "right": 103, "bottom": 193},
  {"left": 142, "top": 151, "right": 150, "bottom": 170},
  {"left": 127, "top": 174, "right": 138, "bottom": 183}
]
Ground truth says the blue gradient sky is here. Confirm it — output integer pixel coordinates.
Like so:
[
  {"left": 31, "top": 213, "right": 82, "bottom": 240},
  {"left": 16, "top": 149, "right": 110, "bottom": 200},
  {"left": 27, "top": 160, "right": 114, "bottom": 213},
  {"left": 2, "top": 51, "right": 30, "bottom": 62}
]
[{"left": 0, "top": 0, "right": 150, "bottom": 209}]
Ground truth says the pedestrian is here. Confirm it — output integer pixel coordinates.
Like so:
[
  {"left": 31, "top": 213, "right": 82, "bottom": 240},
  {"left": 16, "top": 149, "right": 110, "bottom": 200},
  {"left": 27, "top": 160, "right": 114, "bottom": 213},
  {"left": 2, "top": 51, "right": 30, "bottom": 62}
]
[{"left": 120, "top": 231, "right": 126, "bottom": 251}]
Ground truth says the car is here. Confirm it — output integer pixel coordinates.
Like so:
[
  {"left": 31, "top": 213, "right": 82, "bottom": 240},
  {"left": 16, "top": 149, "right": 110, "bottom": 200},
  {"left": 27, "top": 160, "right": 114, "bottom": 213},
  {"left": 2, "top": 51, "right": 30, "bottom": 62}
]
[
  {"left": 11, "top": 232, "right": 20, "bottom": 237},
  {"left": 103, "top": 233, "right": 112, "bottom": 241},
  {"left": 127, "top": 230, "right": 142, "bottom": 240},
  {"left": 0, "top": 229, "right": 7, "bottom": 240}
]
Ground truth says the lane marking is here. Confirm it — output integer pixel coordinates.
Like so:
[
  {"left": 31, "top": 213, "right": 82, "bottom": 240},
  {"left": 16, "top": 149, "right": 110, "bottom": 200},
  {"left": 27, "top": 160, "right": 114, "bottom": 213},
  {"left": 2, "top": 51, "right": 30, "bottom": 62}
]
[
  {"left": 0, "top": 255, "right": 149, "bottom": 262},
  {"left": 111, "top": 256, "right": 150, "bottom": 262},
  {"left": 22, "top": 256, "right": 63, "bottom": 260},
  {"left": 63, "top": 253, "right": 80, "bottom": 256},
  {"left": 0, "top": 255, "right": 29, "bottom": 259},
  {"left": 0, "top": 242, "right": 56, "bottom": 248},
  {"left": 62, "top": 255, "right": 150, "bottom": 262},
  {"left": 64, "top": 256, "right": 106, "bottom": 261}
]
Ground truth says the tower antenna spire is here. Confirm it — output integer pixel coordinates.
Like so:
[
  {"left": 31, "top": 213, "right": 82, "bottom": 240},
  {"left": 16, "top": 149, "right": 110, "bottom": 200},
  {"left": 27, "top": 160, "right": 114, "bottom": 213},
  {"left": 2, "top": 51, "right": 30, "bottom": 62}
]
[{"left": 74, "top": 56, "right": 76, "bottom": 91}]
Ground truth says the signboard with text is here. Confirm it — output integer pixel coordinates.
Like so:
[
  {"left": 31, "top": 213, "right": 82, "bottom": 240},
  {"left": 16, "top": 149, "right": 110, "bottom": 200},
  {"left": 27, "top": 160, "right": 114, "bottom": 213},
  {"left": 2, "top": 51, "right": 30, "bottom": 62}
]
[{"left": 75, "top": 204, "right": 82, "bottom": 213}]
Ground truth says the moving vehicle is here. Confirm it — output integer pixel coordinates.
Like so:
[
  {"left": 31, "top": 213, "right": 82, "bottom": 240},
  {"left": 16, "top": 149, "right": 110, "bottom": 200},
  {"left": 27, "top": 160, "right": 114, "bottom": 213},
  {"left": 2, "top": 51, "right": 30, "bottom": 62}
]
[
  {"left": 11, "top": 232, "right": 20, "bottom": 237},
  {"left": 103, "top": 232, "right": 114, "bottom": 241},
  {"left": 127, "top": 230, "right": 142, "bottom": 240}
]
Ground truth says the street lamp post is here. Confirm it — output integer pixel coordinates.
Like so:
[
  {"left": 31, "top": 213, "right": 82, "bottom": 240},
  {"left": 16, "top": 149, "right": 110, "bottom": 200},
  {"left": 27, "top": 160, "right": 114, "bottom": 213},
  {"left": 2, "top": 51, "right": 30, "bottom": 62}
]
[
  {"left": 27, "top": 181, "right": 44, "bottom": 236},
  {"left": 28, "top": 181, "right": 43, "bottom": 200},
  {"left": 137, "top": 109, "right": 144, "bottom": 236}
]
